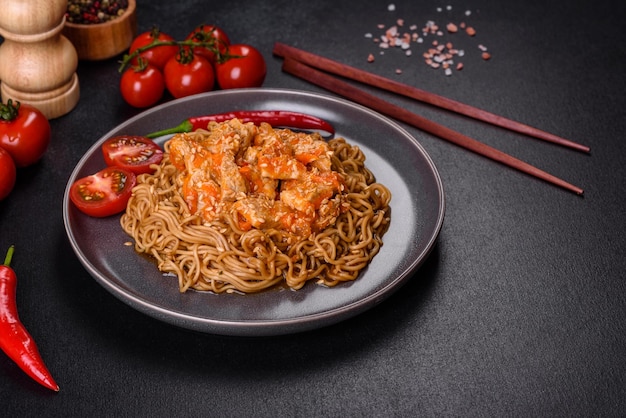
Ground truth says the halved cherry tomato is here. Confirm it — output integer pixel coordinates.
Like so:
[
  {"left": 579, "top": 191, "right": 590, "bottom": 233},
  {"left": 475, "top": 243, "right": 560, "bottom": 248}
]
[
  {"left": 102, "top": 135, "right": 163, "bottom": 175},
  {"left": 120, "top": 63, "right": 165, "bottom": 108},
  {"left": 215, "top": 44, "right": 266, "bottom": 89},
  {"left": 0, "top": 146, "right": 16, "bottom": 200},
  {"left": 0, "top": 100, "right": 50, "bottom": 167},
  {"left": 128, "top": 28, "right": 178, "bottom": 70},
  {"left": 164, "top": 51, "right": 215, "bottom": 99},
  {"left": 69, "top": 167, "right": 137, "bottom": 218},
  {"left": 185, "top": 24, "right": 230, "bottom": 64}
]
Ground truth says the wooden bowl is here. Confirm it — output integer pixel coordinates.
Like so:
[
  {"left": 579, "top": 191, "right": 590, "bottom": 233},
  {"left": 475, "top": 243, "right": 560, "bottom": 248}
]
[{"left": 62, "top": 0, "right": 137, "bottom": 61}]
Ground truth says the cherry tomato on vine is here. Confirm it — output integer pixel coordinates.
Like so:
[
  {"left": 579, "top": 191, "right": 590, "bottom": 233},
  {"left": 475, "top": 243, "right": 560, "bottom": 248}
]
[
  {"left": 215, "top": 44, "right": 267, "bottom": 90},
  {"left": 69, "top": 166, "right": 137, "bottom": 218},
  {"left": 0, "top": 100, "right": 50, "bottom": 167},
  {"left": 185, "top": 24, "right": 230, "bottom": 64},
  {"left": 128, "top": 28, "right": 178, "bottom": 70},
  {"left": 102, "top": 135, "right": 163, "bottom": 175},
  {"left": 0, "top": 147, "right": 16, "bottom": 200},
  {"left": 120, "top": 62, "right": 165, "bottom": 108},
  {"left": 164, "top": 51, "right": 215, "bottom": 99}
]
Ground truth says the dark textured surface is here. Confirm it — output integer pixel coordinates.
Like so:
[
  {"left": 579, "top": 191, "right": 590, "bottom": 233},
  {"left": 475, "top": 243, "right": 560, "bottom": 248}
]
[{"left": 1, "top": 0, "right": 625, "bottom": 416}]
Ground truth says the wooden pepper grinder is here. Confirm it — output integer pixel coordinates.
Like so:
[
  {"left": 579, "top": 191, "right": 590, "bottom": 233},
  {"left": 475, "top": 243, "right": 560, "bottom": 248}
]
[{"left": 0, "top": 0, "right": 80, "bottom": 119}]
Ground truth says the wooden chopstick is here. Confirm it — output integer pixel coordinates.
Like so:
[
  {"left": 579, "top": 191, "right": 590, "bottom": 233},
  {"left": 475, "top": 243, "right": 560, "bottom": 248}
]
[
  {"left": 280, "top": 57, "right": 584, "bottom": 195},
  {"left": 273, "top": 42, "right": 590, "bottom": 154}
]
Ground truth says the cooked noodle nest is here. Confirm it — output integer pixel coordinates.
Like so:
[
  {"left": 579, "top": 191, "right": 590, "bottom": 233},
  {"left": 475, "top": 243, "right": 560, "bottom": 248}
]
[{"left": 121, "top": 123, "right": 391, "bottom": 294}]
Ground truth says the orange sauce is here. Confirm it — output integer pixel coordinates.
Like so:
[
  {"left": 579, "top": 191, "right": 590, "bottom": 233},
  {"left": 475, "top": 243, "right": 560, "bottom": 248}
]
[{"left": 168, "top": 119, "right": 346, "bottom": 237}]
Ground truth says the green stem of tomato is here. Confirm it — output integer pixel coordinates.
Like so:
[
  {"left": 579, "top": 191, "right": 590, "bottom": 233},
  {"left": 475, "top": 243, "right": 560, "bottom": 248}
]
[
  {"left": 0, "top": 99, "right": 20, "bottom": 122},
  {"left": 118, "top": 38, "right": 236, "bottom": 73}
]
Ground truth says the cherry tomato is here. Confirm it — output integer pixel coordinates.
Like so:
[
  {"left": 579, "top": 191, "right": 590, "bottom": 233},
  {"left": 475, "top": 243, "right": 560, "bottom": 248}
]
[
  {"left": 164, "top": 52, "right": 215, "bottom": 99},
  {"left": 0, "top": 100, "right": 50, "bottom": 167},
  {"left": 69, "top": 166, "right": 137, "bottom": 218},
  {"left": 120, "top": 63, "right": 165, "bottom": 108},
  {"left": 185, "top": 24, "right": 230, "bottom": 64},
  {"left": 128, "top": 28, "right": 178, "bottom": 70},
  {"left": 215, "top": 44, "right": 267, "bottom": 90},
  {"left": 0, "top": 147, "right": 16, "bottom": 201},
  {"left": 102, "top": 135, "right": 163, "bottom": 175}
]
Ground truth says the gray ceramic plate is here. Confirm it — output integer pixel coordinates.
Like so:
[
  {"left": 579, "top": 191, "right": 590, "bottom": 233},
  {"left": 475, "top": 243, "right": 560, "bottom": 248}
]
[{"left": 63, "top": 89, "right": 444, "bottom": 336}]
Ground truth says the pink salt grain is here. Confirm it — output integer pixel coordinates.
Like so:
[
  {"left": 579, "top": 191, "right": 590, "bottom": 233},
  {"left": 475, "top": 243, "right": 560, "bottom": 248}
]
[{"left": 365, "top": 7, "right": 492, "bottom": 77}]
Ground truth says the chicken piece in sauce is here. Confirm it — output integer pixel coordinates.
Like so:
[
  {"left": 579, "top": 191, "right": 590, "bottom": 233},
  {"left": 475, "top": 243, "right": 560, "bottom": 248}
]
[{"left": 167, "top": 118, "right": 346, "bottom": 237}]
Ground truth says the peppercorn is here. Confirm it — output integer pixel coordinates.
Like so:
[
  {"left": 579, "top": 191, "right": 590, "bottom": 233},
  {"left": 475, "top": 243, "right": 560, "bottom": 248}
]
[{"left": 66, "top": 0, "right": 128, "bottom": 24}]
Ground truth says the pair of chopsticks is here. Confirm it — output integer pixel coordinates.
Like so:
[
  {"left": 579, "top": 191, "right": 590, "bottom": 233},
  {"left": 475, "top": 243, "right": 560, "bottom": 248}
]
[{"left": 273, "top": 42, "right": 587, "bottom": 195}]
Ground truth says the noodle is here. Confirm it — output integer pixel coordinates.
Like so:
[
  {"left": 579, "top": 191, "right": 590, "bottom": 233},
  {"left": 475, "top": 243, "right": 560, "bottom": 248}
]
[{"left": 120, "top": 119, "right": 391, "bottom": 294}]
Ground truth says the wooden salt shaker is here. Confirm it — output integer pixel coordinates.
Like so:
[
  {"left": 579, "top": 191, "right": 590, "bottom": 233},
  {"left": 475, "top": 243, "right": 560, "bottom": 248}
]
[{"left": 0, "top": 0, "right": 80, "bottom": 119}]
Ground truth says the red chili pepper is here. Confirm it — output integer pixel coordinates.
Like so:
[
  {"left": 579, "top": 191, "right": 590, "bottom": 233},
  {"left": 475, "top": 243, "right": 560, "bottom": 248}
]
[
  {"left": 145, "top": 110, "right": 335, "bottom": 138},
  {"left": 0, "top": 246, "right": 59, "bottom": 392}
]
